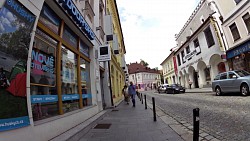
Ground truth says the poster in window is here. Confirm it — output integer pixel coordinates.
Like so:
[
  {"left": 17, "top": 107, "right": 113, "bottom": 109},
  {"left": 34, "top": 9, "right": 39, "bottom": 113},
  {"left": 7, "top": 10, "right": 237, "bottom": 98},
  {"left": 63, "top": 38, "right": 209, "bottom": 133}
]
[{"left": 0, "top": 0, "right": 35, "bottom": 131}]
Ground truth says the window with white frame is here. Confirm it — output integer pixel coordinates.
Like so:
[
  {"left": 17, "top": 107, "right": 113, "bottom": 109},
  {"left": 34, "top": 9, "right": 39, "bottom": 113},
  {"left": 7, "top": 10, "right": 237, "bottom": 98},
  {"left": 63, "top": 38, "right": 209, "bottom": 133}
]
[
  {"left": 194, "top": 38, "right": 201, "bottom": 54},
  {"left": 243, "top": 13, "right": 250, "bottom": 33},
  {"left": 229, "top": 23, "right": 241, "bottom": 41}
]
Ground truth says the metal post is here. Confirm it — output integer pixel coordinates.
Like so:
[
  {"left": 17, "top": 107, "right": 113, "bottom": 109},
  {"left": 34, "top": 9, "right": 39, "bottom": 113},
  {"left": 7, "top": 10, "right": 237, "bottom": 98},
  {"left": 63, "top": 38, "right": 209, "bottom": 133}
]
[
  {"left": 193, "top": 108, "right": 200, "bottom": 141},
  {"left": 152, "top": 97, "right": 156, "bottom": 121},
  {"left": 141, "top": 93, "right": 143, "bottom": 104},
  {"left": 139, "top": 91, "right": 141, "bottom": 101},
  {"left": 144, "top": 95, "right": 147, "bottom": 109}
]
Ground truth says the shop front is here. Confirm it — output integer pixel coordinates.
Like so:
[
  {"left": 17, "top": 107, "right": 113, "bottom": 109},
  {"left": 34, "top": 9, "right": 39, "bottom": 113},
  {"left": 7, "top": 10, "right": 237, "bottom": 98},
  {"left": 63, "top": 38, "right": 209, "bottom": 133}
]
[
  {"left": 1, "top": 0, "right": 99, "bottom": 140},
  {"left": 226, "top": 40, "right": 250, "bottom": 72}
]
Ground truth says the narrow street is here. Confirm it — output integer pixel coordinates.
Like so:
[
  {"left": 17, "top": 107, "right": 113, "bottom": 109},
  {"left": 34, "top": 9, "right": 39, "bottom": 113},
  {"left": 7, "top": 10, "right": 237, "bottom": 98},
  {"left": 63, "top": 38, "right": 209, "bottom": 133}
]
[{"left": 144, "top": 91, "right": 250, "bottom": 141}]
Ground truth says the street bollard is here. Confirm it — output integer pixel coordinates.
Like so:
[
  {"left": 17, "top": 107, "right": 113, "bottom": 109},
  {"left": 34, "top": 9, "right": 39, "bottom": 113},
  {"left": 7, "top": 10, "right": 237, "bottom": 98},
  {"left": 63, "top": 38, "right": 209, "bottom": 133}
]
[
  {"left": 193, "top": 108, "right": 200, "bottom": 141},
  {"left": 141, "top": 93, "right": 143, "bottom": 104},
  {"left": 144, "top": 95, "right": 147, "bottom": 109},
  {"left": 152, "top": 97, "right": 156, "bottom": 121},
  {"left": 139, "top": 92, "right": 141, "bottom": 101}
]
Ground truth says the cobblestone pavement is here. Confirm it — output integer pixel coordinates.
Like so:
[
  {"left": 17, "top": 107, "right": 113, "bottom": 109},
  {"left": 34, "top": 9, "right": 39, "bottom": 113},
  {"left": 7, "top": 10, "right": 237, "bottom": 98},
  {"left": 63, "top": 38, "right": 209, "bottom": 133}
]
[{"left": 144, "top": 91, "right": 250, "bottom": 141}]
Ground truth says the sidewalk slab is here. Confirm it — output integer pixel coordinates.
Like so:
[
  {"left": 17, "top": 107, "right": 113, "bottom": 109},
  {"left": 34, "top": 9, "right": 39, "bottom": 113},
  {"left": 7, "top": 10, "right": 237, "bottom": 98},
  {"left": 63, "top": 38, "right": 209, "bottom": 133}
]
[{"left": 74, "top": 98, "right": 185, "bottom": 141}]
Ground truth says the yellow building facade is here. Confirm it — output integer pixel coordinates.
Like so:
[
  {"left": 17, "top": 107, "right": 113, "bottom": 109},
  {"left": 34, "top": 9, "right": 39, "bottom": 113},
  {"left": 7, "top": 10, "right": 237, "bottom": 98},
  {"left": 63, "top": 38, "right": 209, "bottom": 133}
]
[
  {"left": 160, "top": 51, "right": 176, "bottom": 85},
  {"left": 106, "top": 0, "right": 126, "bottom": 104}
]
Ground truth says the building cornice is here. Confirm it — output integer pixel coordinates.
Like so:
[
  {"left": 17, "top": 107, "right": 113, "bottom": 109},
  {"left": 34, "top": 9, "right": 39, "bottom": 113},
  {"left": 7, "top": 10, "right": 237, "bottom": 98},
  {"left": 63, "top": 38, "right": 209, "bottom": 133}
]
[{"left": 174, "top": 16, "right": 212, "bottom": 55}]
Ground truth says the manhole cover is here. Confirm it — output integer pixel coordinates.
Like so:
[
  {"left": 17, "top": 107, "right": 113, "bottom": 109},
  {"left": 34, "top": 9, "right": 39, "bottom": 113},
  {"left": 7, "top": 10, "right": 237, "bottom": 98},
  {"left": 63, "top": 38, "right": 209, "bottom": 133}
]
[{"left": 94, "top": 124, "right": 111, "bottom": 129}]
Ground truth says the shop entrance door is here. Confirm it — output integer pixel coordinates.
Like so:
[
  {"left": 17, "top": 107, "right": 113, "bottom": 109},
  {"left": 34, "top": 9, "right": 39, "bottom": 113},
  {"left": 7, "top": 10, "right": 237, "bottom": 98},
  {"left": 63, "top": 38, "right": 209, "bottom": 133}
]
[{"left": 194, "top": 71, "right": 199, "bottom": 88}]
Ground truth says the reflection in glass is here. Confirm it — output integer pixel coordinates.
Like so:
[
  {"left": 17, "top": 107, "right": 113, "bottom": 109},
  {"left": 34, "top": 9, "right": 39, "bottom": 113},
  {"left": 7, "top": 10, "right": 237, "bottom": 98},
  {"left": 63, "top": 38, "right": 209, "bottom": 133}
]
[
  {"left": 39, "top": 3, "right": 60, "bottom": 34},
  {"left": 80, "top": 58, "right": 92, "bottom": 106},
  {"left": 31, "top": 31, "right": 56, "bottom": 86},
  {"left": 61, "top": 46, "right": 79, "bottom": 112},
  {"left": 31, "top": 86, "right": 58, "bottom": 121},
  {"left": 31, "top": 32, "right": 58, "bottom": 121}
]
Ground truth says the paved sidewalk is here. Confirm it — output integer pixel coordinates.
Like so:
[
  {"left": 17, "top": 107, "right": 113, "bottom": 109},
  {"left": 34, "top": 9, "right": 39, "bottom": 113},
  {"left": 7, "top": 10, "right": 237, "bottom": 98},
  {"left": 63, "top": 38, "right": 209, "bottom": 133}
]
[
  {"left": 72, "top": 98, "right": 185, "bottom": 141},
  {"left": 185, "top": 87, "right": 213, "bottom": 93}
]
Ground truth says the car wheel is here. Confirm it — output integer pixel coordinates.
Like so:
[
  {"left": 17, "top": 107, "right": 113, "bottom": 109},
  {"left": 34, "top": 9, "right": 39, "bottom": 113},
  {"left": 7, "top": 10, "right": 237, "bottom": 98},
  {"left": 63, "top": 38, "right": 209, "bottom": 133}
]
[
  {"left": 183, "top": 90, "right": 185, "bottom": 93},
  {"left": 241, "top": 84, "right": 249, "bottom": 96},
  {"left": 215, "top": 87, "right": 222, "bottom": 96}
]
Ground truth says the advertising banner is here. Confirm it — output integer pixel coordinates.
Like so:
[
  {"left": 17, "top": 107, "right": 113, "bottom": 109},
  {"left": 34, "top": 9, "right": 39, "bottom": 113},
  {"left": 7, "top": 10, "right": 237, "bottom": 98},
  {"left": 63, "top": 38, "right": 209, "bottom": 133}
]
[{"left": 0, "top": 0, "right": 35, "bottom": 131}]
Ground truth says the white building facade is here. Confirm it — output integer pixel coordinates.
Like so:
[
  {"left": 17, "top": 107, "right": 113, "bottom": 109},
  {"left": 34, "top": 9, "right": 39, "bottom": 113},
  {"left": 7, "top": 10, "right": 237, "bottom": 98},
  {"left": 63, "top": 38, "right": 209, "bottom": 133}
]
[
  {"left": 128, "top": 63, "right": 160, "bottom": 91},
  {"left": 217, "top": 0, "right": 250, "bottom": 72},
  {"left": 174, "top": 0, "right": 229, "bottom": 88}
]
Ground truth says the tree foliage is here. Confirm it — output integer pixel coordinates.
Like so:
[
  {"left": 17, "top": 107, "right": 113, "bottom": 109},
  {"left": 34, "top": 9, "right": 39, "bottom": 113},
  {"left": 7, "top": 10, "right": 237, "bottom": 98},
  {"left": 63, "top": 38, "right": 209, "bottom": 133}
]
[{"left": 140, "top": 59, "right": 149, "bottom": 67}]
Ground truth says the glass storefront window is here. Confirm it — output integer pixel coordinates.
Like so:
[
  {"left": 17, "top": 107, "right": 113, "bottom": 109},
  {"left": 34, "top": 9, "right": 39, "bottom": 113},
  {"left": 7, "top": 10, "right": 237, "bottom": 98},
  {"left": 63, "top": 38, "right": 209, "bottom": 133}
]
[
  {"left": 80, "top": 40, "right": 89, "bottom": 57},
  {"left": 31, "top": 86, "right": 58, "bottom": 121},
  {"left": 61, "top": 46, "right": 79, "bottom": 112},
  {"left": 39, "top": 3, "right": 60, "bottom": 34},
  {"left": 80, "top": 58, "right": 92, "bottom": 106},
  {"left": 63, "top": 25, "right": 78, "bottom": 48},
  {"left": 30, "top": 30, "right": 58, "bottom": 121}
]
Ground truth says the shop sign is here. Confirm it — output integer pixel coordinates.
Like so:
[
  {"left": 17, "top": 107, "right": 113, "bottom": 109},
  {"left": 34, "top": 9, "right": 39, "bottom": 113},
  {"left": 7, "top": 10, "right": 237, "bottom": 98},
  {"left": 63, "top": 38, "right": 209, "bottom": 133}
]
[
  {"left": 31, "top": 95, "right": 58, "bottom": 104},
  {"left": 184, "top": 50, "right": 197, "bottom": 61},
  {"left": 58, "top": 0, "right": 95, "bottom": 40},
  {"left": 181, "top": 57, "right": 203, "bottom": 70},
  {"left": 62, "top": 94, "right": 79, "bottom": 101},
  {"left": 82, "top": 94, "right": 92, "bottom": 98},
  {"left": 98, "top": 45, "right": 111, "bottom": 62},
  {"left": 31, "top": 50, "right": 55, "bottom": 74},
  {"left": 30, "top": 94, "right": 92, "bottom": 104},
  {"left": 0, "top": 116, "right": 30, "bottom": 132},
  {"left": 226, "top": 41, "right": 250, "bottom": 59}
]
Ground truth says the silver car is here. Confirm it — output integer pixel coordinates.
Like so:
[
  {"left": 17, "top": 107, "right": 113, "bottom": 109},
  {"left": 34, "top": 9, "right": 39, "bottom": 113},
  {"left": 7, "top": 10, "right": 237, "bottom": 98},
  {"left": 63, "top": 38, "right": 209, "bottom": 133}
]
[
  {"left": 158, "top": 84, "right": 169, "bottom": 93},
  {"left": 212, "top": 70, "right": 250, "bottom": 96}
]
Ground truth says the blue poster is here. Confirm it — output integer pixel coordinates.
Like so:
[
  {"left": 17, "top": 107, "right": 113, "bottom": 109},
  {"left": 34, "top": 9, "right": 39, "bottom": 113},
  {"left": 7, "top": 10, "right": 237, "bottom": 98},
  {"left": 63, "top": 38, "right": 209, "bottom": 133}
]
[{"left": 0, "top": 0, "right": 35, "bottom": 131}]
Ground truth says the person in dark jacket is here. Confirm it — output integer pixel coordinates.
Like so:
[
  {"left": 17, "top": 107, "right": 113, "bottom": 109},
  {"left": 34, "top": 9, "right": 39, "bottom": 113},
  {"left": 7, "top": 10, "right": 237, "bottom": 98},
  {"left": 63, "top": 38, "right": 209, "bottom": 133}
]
[{"left": 128, "top": 82, "right": 136, "bottom": 107}]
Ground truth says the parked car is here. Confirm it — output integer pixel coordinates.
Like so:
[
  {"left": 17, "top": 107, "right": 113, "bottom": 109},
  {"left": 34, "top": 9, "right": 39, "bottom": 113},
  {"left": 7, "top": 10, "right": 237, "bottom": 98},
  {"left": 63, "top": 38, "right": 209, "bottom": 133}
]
[
  {"left": 166, "top": 84, "right": 185, "bottom": 94},
  {"left": 158, "top": 84, "right": 169, "bottom": 93},
  {"left": 212, "top": 70, "right": 250, "bottom": 96}
]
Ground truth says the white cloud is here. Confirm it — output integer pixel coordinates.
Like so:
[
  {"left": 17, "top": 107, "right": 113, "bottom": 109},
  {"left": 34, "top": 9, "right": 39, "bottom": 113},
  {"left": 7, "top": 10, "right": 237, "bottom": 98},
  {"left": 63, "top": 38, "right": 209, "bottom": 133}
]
[{"left": 117, "top": 0, "right": 199, "bottom": 69}]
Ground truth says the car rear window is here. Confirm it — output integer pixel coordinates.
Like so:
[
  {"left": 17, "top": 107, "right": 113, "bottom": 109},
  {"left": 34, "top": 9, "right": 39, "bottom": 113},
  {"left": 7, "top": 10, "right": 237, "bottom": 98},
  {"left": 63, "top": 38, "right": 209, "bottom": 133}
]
[
  {"left": 220, "top": 73, "right": 227, "bottom": 80},
  {"left": 214, "top": 75, "right": 220, "bottom": 80}
]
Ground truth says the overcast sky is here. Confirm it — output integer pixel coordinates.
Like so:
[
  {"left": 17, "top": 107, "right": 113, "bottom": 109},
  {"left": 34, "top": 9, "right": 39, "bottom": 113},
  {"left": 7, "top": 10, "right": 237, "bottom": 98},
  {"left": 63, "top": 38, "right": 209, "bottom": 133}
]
[{"left": 116, "top": 0, "right": 200, "bottom": 69}]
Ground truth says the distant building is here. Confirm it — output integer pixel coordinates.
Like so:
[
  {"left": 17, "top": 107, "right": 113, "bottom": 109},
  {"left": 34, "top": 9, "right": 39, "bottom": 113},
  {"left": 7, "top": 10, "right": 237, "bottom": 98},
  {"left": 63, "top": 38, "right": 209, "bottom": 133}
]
[
  {"left": 160, "top": 48, "right": 177, "bottom": 85},
  {"left": 127, "top": 62, "right": 161, "bottom": 91}
]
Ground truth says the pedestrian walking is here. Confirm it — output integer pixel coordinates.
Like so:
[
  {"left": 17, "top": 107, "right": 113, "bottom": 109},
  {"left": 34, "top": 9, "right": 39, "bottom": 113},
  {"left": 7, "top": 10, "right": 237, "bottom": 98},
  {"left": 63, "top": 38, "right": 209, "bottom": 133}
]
[
  {"left": 189, "top": 79, "right": 192, "bottom": 89},
  {"left": 128, "top": 82, "right": 136, "bottom": 107},
  {"left": 122, "top": 85, "right": 129, "bottom": 104}
]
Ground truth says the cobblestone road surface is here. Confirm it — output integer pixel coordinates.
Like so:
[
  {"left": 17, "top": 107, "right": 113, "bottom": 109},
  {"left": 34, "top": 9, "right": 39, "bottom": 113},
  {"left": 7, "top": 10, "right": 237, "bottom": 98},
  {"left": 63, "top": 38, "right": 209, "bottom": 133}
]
[{"left": 144, "top": 91, "right": 250, "bottom": 141}]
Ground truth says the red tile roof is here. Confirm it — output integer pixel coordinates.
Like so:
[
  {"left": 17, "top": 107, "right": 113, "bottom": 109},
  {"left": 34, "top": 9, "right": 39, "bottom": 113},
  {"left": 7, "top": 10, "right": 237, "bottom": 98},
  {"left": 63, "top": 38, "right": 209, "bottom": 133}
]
[{"left": 127, "top": 63, "right": 160, "bottom": 74}]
